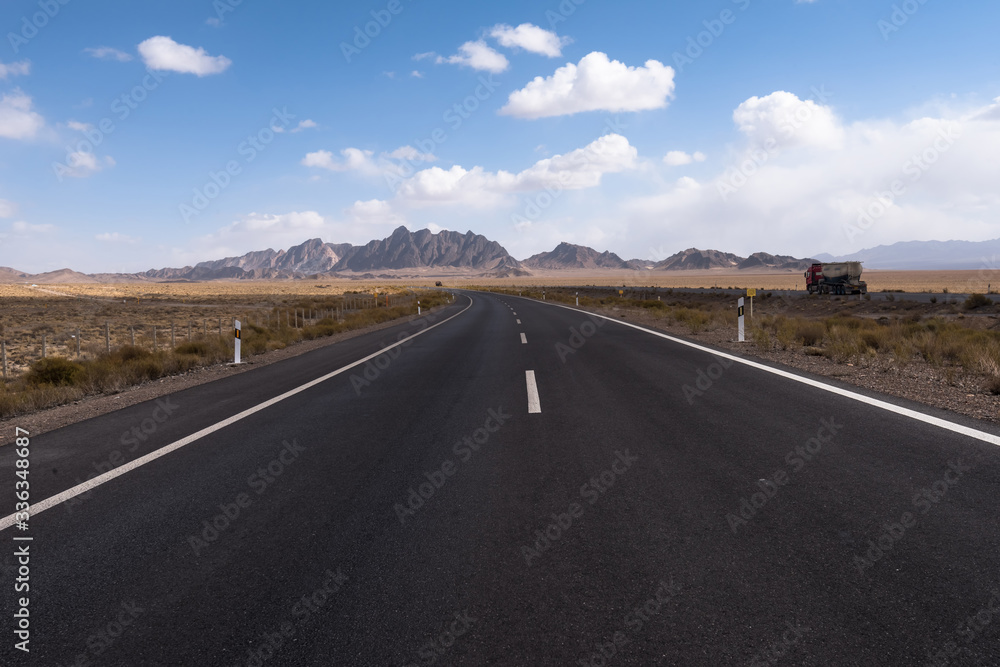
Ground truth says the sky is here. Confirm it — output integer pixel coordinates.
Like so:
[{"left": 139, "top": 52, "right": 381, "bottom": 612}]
[{"left": 0, "top": 0, "right": 998, "bottom": 274}]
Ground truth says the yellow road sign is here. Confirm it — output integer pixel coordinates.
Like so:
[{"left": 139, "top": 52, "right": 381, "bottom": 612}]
[{"left": 747, "top": 288, "right": 757, "bottom": 297}]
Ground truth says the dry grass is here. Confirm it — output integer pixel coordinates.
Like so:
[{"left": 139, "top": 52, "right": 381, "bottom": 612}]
[
  {"left": 0, "top": 289, "right": 451, "bottom": 418},
  {"left": 461, "top": 270, "right": 1000, "bottom": 294}
]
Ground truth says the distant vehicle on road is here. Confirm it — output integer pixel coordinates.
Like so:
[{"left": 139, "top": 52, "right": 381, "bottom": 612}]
[
  {"left": 805, "top": 262, "right": 867, "bottom": 295},
  {"left": 435, "top": 281, "right": 443, "bottom": 287}
]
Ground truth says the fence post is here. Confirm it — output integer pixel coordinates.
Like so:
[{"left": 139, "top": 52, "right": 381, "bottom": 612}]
[
  {"left": 188, "top": 322, "right": 192, "bottom": 340},
  {"left": 153, "top": 325, "right": 157, "bottom": 350},
  {"left": 42, "top": 334, "right": 46, "bottom": 358},
  {"left": 76, "top": 328, "right": 81, "bottom": 358},
  {"left": 105, "top": 321, "right": 110, "bottom": 353},
  {"left": 218, "top": 318, "right": 222, "bottom": 336},
  {"left": 2, "top": 340, "right": 6, "bottom": 379},
  {"left": 131, "top": 325, "right": 135, "bottom": 346},
  {"left": 171, "top": 322, "right": 175, "bottom": 348}
]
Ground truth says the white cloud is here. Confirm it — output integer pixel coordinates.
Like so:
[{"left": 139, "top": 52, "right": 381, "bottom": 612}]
[
  {"left": 345, "top": 199, "right": 406, "bottom": 226},
  {"left": 620, "top": 92, "right": 1000, "bottom": 258},
  {"left": 500, "top": 52, "right": 675, "bottom": 119},
  {"left": 412, "top": 52, "right": 436, "bottom": 61},
  {"left": 61, "top": 151, "right": 115, "bottom": 178},
  {"left": 274, "top": 119, "right": 317, "bottom": 133},
  {"left": 301, "top": 148, "right": 378, "bottom": 174},
  {"left": 395, "top": 133, "right": 638, "bottom": 207},
  {"left": 0, "top": 90, "right": 44, "bottom": 140},
  {"left": 425, "top": 223, "right": 446, "bottom": 233},
  {"left": 96, "top": 232, "right": 138, "bottom": 244},
  {"left": 0, "top": 60, "right": 30, "bottom": 79},
  {"left": 0, "top": 199, "right": 15, "bottom": 218},
  {"left": 83, "top": 47, "right": 133, "bottom": 62},
  {"left": 490, "top": 23, "right": 569, "bottom": 57},
  {"left": 205, "top": 17, "right": 222, "bottom": 27},
  {"left": 67, "top": 120, "right": 94, "bottom": 132},
  {"left": 411, "top": 70, "right": 424, "bottom": 78},
  {"left": 138, "top": 36, "right": 231, "bottom": 76},
  {"left": 663, "top": 150, "right": 707, "bottom": 166},
  {"left": 733, "top": 91, "right": 844, "bottom": 150},
  {"left": 387, "top": 145, "right": 436, "bottom": 162},
  {"left": 11, "top": 221, "right": 53, "bottom": 234},
  {"left": 437, "top": 40, "right": 509, "bottom": 73}
]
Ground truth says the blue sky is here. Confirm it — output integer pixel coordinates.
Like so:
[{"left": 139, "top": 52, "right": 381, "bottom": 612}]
[{"left": 1, "top": 0, "right": 999, "bottom": 273}]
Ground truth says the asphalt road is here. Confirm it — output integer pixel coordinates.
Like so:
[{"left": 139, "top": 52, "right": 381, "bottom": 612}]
[{"left": 2, "top": 291, "right": 999, "bottom": 666}]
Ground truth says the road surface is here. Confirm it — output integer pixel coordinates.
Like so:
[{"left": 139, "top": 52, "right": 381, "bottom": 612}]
[{"left": 1, "top": 292, "right": 999, "bottom": 665}]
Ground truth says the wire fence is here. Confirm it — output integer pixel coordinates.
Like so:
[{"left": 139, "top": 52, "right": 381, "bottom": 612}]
[{"left": 0, "top": 294, "right": 417, "bottom": 379}]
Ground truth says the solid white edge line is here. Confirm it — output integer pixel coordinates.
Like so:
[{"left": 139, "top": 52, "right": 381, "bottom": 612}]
[
  {"left": 510, "top": 294, "right": 1000, "bottom": 448},
  {"left": 520, "top": 333, "right": 527, "bottom": 344},
  {"left": 0, "top": 296, "right": 476, "bottom": 532},
  {"left": 526, "top": 370, "right": 541, "bottom": 414}
]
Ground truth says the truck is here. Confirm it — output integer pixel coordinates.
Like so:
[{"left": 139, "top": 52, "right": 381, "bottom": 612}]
[{"left": 804, "top": 261, "right": 867, "bottom": 295}]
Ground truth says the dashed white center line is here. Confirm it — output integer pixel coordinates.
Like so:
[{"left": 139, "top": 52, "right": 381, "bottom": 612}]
[
  {"left": 520, "top": 333, "right": 527, "bottom": 344},
  {"left": 525, "top": 370, "right": 541, "bottom": 413},
  {"left": 512, "top": 312, "right": 517, "bottom": 316},
  {"left": 516, "top": 319, "right": 521, "bottom": 324}
]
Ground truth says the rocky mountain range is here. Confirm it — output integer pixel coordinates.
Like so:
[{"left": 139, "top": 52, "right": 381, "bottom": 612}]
[
  {"left": 0, "top": 227, "right": 833, "bottom": 283},
  {"left": 815, "top": 238, "right": 1000, "bottom": 270}
]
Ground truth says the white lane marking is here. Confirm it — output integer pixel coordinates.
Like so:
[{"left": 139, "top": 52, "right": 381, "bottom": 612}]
[
  {"left": 0, "top": 297, "right": 476, "bottom": 532},
  {"left": 520, "top": 333, "right": 527, "bottom": 344},
  {"left": 512, "top": 295, "right": 1000, "bottom": 448},
  {"left": 512, "top": 312, "right": 517, "bottom": 316},
  {"left": 516, "top": 319, "right": 521, "bottom": 324},
  {"left": 526, "top": 370, "right": 541, "bottom": 413}
]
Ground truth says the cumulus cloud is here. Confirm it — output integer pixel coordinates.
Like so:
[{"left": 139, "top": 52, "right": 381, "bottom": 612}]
[
  {"left": 395, "top": 133, "right": 638, "bottom": 207},
  {"left": 301, "top": 148, "right": 378, "bottom": 174},
  {"left": 274, "top": 119, "right": 317, "bottom": 133},
  {"left": 138, "top": 36, "right": 231, "bottom": 76},
  {"left": 490, "top": 23, "right": 569, "bottom": 57},
  {"left": 500, "top": 52, "right": 675, "bottom": 119},
  {"left": 0, "top": 199, "right": 16, "bottom": 218},
  {"left": 664, "top": 151, "right": 707, "bottom": 166},
  {"left": 437, "top": 40, "right": 509, "bottom": 73},
  {"left": 733, "top": 91, "right": 844, "bottom": 150},
  {"left": 387, "top": 145, "right": 436, "bottom": 162},
  {"left": 0, "top": 90, "right": 44, "bottom": 140},
  {"left": 620, "top": 92, "right": 1000, "bottom": 258},
  {"left": 0, "top": 60, "right": 30, "bottom": 79},
  {"left": 84, "top": 47, "right": 133, "bottom": 62},
  {"left": 61, "top": 151, "right": 115, "bottom": 178},
  {"left": 345, "top": 199, "right": 406, "bottom": 226}
]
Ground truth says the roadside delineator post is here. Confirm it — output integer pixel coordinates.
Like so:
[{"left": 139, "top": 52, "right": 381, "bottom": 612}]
[
  {"left": 233, "top": 319, "right": 242, "bottom": 364},
  {"left": 576, "top": 292, "right": 579, "bottom": 306},
  {"left": 738, "top": 297, "right": 745, "bottom": 342},
  {"left": 417, "top": 300, "right": 421, "bottom": 315}
]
